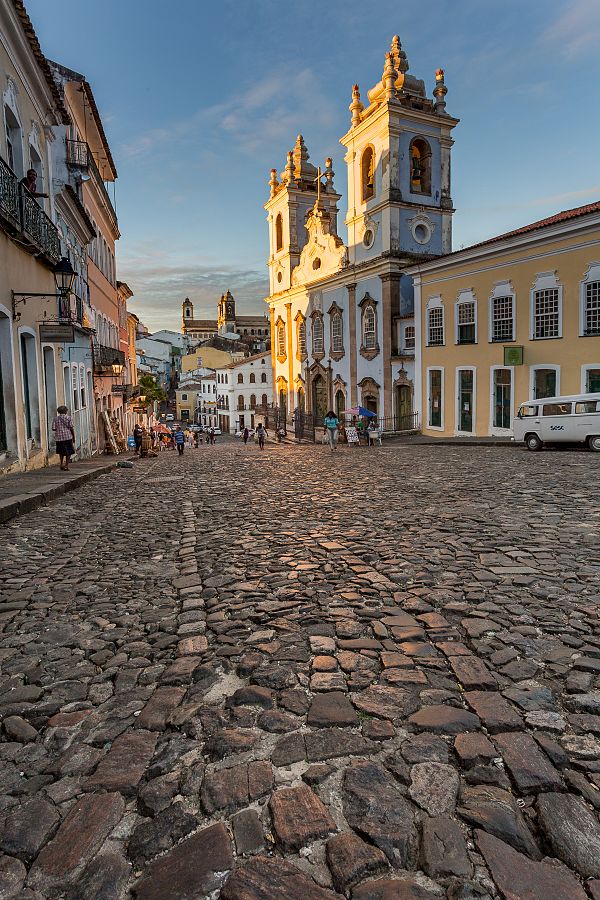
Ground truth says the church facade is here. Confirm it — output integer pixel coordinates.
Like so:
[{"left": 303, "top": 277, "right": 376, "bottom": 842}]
[
  {"left": 182, "top": 292, "right": 269, "bottom": 351},
  {"left": 265, "top": 36, "right": 458, "bottom": 426}
]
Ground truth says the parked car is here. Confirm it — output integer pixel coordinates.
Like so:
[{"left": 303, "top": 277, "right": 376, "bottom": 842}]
[
  {"left": 165, "top": 413, "right": 174, "bottom": 421},
  {"left": 212, "top": 428, "right": 222, "bottom": 436},
  {"left": 514, "top": 394, "right": 600, "bottom": 451},
  {"left": 236, "top": 428, "right": 255, "bottom": 438}
]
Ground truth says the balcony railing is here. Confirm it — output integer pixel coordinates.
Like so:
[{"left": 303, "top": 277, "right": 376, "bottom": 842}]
[
  {"left": 0, "top": 156, "right": 20, "bottom": 230},
  {"left": 0, "top": 155, "right": 60, "bottom": 264},
  {"left": 66, "top": 139, "right": 117, "bottom": 227},
  {"left": 93, "top": 344, "right": 126, "bottom": 374},
  {"left": 58, "top": 295, "right": 84, "bottom": 326}
]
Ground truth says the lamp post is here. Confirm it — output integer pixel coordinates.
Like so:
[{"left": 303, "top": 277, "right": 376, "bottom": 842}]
[{"left": 12, "top": 256, "right": 76, "bottom": 321}]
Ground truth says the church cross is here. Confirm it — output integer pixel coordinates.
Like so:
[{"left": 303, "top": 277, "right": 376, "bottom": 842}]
[{"left": 312, "top": 166, "right": 323, "bottom": 202}]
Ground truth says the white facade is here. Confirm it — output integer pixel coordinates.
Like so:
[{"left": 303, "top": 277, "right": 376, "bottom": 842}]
[
  {"left": 193, "top": 374, "right": 218, "bottom": 428},
  {"left": 265, "top": 37, "right": 458, "bottom": 428},
  {"left": 215, "top": 352, "right": 272, "bottom": 433}
]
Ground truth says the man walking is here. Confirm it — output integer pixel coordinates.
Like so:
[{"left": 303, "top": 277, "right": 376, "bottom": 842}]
[
  {"left": 256, "top": 422, "right": 267, "bottom": 450},
  {"left": 174, "top": 426, "right": 185, "bottom": 456},
  {"left": 133, "top": 423, "right": 143, "bottom": 455}
]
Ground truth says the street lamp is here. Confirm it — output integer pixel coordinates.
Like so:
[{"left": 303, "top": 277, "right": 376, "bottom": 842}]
[{"left": 12, "top": 256, "right": 76, "bottom": 321}]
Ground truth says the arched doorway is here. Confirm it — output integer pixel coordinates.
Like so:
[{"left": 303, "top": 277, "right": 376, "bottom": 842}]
[
  {"left": 278, "top": 387, "right": 287, "bottom": 422},
  {"left": 312, "top": 374, "right": 327, "bottom": 424},
  {"left": 297, "top": 387, "right": 305, "bottom": 413},
  {"left": 335, "top": 389, "right": 345, "bottom": 421}
]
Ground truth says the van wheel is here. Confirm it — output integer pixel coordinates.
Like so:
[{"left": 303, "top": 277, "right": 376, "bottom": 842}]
[
  {"left": 588, "top": 435, "right": 600, "bottom": 452},
  {"left": 525, "top": 433, "right": 543, "bottom": 451}
]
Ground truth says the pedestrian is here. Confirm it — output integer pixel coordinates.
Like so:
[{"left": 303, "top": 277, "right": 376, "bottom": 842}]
[
  {"left": 174, "top": 426, "right": 185, "bottom": 456},
  {"left": 133, "top": 423, "right": 143, "bottom": 455},
  {"left": 52, "top": 405, "right": 75, "bottom": 471},
  {"left": 140, "top": 427, "right": 152, "bottom": 458},
  {"left": 323, "top": 409, "right": 339, "bottom": 452},
  {"left": 209, "top": 427, "right": 215, "bottom": 445},
  {"left": 194, "top": 431, "right": 200, "bottom": 449},
  {"left": 243, "top": 427, "right": 249, "bottom": 445},
  {"left": 256, "top": 422, "right": 267, "bottom": 450}
]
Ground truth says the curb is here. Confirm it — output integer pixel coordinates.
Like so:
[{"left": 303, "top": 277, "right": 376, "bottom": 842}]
[{"left": 0, "top": 463, "right": 116, "bottom": 525}]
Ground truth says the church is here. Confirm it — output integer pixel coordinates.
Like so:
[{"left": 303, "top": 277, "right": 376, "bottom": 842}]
[
  {"left": 181, "top": 292, "right": 270, "bottom": 350},
  {"left": 264, "top": 36, "right": 458, "bottom": 425}
]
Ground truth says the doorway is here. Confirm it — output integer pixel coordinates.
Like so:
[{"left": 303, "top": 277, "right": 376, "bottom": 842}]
[
  {"left": 312, "top": 375, "right": 327, "bottom": 423},
  {"left": 458, "top": 369, "right": 474, "bottom": 433},
  {"left": 43, "top": 347, "right": 56, "bottom": 452},
  {"left": 395, "top": 384, "right": 412, "bottom": 427},
  {"left": 493, "top": 368, "right": 512, "bottom": 430}
]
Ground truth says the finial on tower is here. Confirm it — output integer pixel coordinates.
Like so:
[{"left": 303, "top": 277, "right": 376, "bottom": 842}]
[
  {"left": 324, "top": 157, "right": 334, "bottom": 193},
  {"left": 434, "top": 68, "right": 448, "bottom": 114},
  {"left": 285, "top": 150, "right": 297, "bottom": 187},
  {"left": 269, "top": 168, "right": 279, "bottom": 198},
  {"left": 382, "top": 52, "right": 398, "bottom": 101},
  {"left": 349, "top": 83, "right": 364, "bottom": 127},
  {"left": 390, "top": 35, "right": 409, "bottom": 74}
]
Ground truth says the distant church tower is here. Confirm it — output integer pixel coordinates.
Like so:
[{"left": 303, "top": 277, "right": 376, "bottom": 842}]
[
  {"left": 218, "top": 290, "right": 236, "bottom": 334},
  {"left": 341, "top": 35, "right": 457, "bottom": 267},
  {"left": 265, "top": 134, "right": 342, "bottom": 295},
  {"left": 182, "top": 297, "right": 194, "bottom": 329}
]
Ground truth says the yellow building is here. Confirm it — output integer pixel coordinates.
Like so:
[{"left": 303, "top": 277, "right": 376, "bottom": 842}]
[
  {"left": 408, "top": 201, "right": 600, "bottom": 438},
  {"left": 181, "top": 347, "right": 234, "bottom": 373}
]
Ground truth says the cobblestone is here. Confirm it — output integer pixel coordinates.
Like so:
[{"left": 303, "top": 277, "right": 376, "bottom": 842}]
[{"left": 0, "top": 443, "right": 598, "bottom": 897}]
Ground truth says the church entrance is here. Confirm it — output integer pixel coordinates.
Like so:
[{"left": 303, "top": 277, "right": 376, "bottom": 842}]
[
  {"left": 335, "top": 389, "right": 345, "bottom": 421},
  {"left": 364, "top": 395, "right": 378, "bottom": 415},
  {"left": 395, "top": 384, "right": 412, "bottom": 428},
  {"left": 312, "top": 375, "right": 327, "bottom": 424}
]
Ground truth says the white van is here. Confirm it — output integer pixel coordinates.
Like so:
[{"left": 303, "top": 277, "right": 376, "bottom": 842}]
[{"left": 514, "top": 393, "right": 600, "bottom": 451}]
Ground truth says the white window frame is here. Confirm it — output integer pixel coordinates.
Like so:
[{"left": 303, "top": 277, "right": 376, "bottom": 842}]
[
  {"left": 454, "top": 290, "right": 477, "bottom": 345},
  {"left": 363, "top": 306, "right": 376, "bottom": 350},
  {"left": 426, "top": 366, "right": 444, "bottom": 431},
  {"left": 331, "top": 312, "right": 343, "bottom": 353},
  {"left": 403, "top": 323, "right": 415, "bottom": 352},
  {"left": 455, "top": 366, "right": 476, "bottom": 436},
  {"left": 529, "top": 364, "right": 560, "bottom": 400},
  {"left": 488, "top": 281, "right": 516, "bottom": 343},
  {"left": 312, "top": 315, "right": 324, "bottom": 354},
  {"left": 530, "top": 272, "right": 563, "bottom": 340},
  {"left": 580, "top": 263, "right": 600, "bottom": 337},
  {"left": 426, "top": 296, "right": 444, "bottom": 347},
  {"left": 489, "top": 366, "right": 514, "bottom": 435},
  {"left": 581, "top": 364, "right": 600, "bottom": 394}
]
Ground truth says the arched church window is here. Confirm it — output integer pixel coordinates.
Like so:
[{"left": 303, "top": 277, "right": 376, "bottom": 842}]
[
  {"left": 410, "top": 138, "right": 432, "bottom": 195},
  {"left": 312, "top": 315, "right": 324, "bottom": 354},
  {"left": 277, "top": 321, "right": 286, "bottom": 359},
  {"left": 237, "top": 373, "right": 244, "bottom": 384},
  {"left": 250, "top": 394, "right": 256, "bottom": 408},
  {"left": 261, "top": 393, "right": 268, "bottom": 407},
  {"left": 331, "top": 312, "right": 343, "bottom": 354},
  {"left": 363, "top": 306, "right": 376, "bottom": 351},
  {"left": 261, "top": 372, "right": 267, "bottom": 383},
  {"left": 275, "top": 214, "right": 283, "bottom": 252},
  {"left": 361, "top": 146, "right": 375, "bottom": 202},
  {"left": 237, "top": 395, "right": 244, "bottom": 410},
  {"left": 249, "top": 372, "right": 256, "bottom": 383},
  {"left": 297, "top": 319, "right": 306, "bottom": 356}
]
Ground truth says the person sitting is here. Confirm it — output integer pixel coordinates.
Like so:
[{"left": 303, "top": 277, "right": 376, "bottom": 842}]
[{"left": 20, "top": 169, "right": 48, "bottom": 200}]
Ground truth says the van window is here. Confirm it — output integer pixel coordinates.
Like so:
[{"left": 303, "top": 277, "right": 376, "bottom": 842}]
[
  {"left": 519, "top": 404, "right": 538, "bottom": 418},
  {"left": 542, "top": 402, "right": 572, "bottom": 416},
  {"left": 575, "top": 400, "right": 600, "bottom": 414}
]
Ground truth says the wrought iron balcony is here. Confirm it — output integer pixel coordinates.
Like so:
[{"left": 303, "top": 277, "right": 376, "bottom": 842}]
[
  {"left": 0, "top": 156, "right": 61, "bottom": 265},
  {"left": 0, "top": 156, "right": 20, "bottom": 231},
  {"left": 57, "top": 295, "right": 84, "bottom": 326},
  {"left": 93, "top": 344, "right": 126, "bottom": 374},
  {"left": 66, "top": 139, "right": 117, "bottom": 228}
]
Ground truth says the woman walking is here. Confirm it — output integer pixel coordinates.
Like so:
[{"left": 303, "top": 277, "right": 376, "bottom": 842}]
[
  {"left": 323, "top": 410, "right": 339, "bottom": 451},
  {"left": 52, "top": 405, "right": 75, "bottom": 471},
  {"left": 243, "top": 427, "right": 250, "bottom": 445},
  {"left": 256, "top": 422, "right": 267, "bottom": 450}
]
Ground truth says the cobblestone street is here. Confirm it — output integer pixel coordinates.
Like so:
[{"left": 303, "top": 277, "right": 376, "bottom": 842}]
[{"left": 1, "top": 442, "right": 600, "bottom": 899}]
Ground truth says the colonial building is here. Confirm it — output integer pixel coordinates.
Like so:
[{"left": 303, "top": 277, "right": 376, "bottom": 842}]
[
  {"left": 1, "top": 0, "right": 69, "bottom": 473},
  {"left": 265, "top": 36, "right": 457, "bottom": 426},
  {"left": 408, "top": 201, "right": 600, "bottom": 438},
  {"left": 214, "top": 352, "right": 272, "bottom": 434},
  {"left": 182, "top": 293, "right": 269, "bottom": 352}
]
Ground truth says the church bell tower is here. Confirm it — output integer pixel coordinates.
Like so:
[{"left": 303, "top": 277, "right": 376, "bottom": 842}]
[
  {"left": 218, "top": 290, "right": 236, "bottom": 334},
  {"left": 182, "top": 297, "right": 194, "bottom": 331}
]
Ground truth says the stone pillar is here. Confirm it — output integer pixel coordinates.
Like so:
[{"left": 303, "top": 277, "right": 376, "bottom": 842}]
[
  {"left": 347, "top": 282, "right": 358, "bottom": 407},
  {"left": 380, "top": 273, "right": 401, "bottom": 419},
  {"left": 285, "top": 302, "right": 294, "bottom": 411}
]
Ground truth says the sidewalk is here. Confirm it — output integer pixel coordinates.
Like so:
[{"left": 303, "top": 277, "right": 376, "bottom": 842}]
[{"left": 0, "top": 458, "right": 116, "bottom": 525}]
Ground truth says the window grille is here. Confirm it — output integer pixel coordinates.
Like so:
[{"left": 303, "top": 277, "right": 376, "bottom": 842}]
[
  {"left": 457, "top": 301, "right": 476, "bottom": 344},
  {"left": 585, "top": 282, "right": 600, "bottom": 335},
  {"left": 404, "top": 325, "right": 415, "bottom": 350},
  {"left": 277, "top": 324, "right": 286, "bottom": 357},
  {"left": 298, "top": 320, "right": 306, "bottom": 354},
  {"left": 428, "top": 307, "right": 444, "bottom": 346},
  {"left": 534, "top": 289, "right": 559, "bottom": 338},
  {"left": 313, "top": 317, "right": 324, "bottom": 353},
  {"left": 492, "top": 296, "right": 514, "bottom": 342}
]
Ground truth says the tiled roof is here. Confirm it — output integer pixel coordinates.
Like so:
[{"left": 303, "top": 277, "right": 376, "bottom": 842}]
[
  {"left": 12, "top": 1, "right": 69, "bottom": 125},
  {"left": 465, "top": 200, "right": 600, "bottom": 252}
]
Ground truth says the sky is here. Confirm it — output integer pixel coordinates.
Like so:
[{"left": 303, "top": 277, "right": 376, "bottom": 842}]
[{"left": 27, "top": 0, "right": 600, "bottom": 332}]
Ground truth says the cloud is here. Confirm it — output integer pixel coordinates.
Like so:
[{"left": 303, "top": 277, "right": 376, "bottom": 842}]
[
  {"left": 461, "top": 183, "right": 600, "bottom": 216},
  {"left": 118, "top": 246, "right": 268, "bottom": 333},
  {"left": 119, "top": 67, "right": 338, "bottom": 161},
  {"left": 541, "top": 0, "right": 600, "bottom": 59}
]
